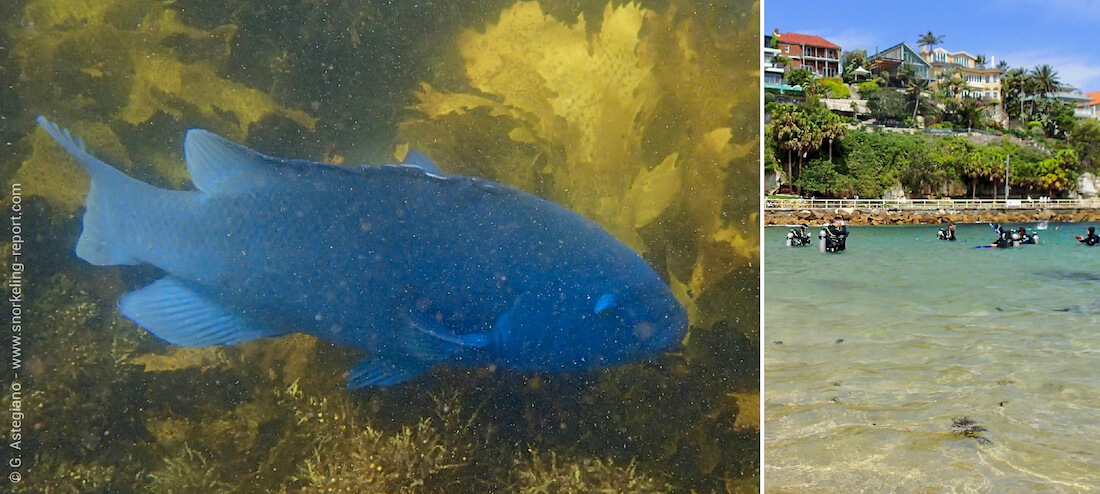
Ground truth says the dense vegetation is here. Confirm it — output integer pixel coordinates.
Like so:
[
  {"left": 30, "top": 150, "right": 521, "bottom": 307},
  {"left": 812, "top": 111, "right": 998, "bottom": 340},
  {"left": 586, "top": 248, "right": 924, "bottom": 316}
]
[
  {"left": 768, "top": 38, "right": 1100, "bottom": 199},
  {"left": 766, "top": 97, "right": 1100, "bottom": 198}
]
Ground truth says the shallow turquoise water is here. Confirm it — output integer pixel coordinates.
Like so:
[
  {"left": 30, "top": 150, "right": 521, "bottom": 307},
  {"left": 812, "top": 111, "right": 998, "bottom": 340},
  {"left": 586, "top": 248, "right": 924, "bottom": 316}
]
[{"left": 765, "top": 223, "right": 1100, "bottom": 493}]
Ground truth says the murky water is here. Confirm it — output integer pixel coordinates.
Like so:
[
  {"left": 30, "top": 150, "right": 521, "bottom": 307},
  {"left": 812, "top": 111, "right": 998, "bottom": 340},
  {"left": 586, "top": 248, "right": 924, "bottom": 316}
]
[{"left": 765, "top": 223, "right": 1100, "bottom": 493}]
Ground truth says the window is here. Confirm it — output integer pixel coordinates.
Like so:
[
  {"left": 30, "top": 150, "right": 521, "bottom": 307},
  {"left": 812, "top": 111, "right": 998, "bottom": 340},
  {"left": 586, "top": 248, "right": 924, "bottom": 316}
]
[
  {"left": 994, "top": 90, "right": 999, "bottom": 99},
  {"left": 985, "top": 75, "right": 990, "bottom": 84},
  {"left": 785, "top": 45, "right": 789, "bottom": 53}
]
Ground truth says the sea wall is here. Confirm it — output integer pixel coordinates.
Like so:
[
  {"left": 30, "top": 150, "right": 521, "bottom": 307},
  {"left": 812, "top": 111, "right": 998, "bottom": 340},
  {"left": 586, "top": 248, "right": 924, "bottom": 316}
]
[{"left": 765, "top": 208, "right": 1100, "bottom": 226}]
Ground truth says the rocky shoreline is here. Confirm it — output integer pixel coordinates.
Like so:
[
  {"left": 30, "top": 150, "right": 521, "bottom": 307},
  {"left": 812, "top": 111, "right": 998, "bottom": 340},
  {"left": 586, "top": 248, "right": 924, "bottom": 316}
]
[{"left": 765, "top": 208, "right": 1100, "bottom": 226}]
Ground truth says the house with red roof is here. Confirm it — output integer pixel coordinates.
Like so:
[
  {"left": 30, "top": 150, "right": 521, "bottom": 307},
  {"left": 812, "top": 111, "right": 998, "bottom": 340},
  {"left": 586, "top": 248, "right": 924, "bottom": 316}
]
[
  {"left": 1083, "top": 91, "right": 1100, "bottom": 119},
  {"left": 772, "top": 28, "right": 842, "bottom": 78}
]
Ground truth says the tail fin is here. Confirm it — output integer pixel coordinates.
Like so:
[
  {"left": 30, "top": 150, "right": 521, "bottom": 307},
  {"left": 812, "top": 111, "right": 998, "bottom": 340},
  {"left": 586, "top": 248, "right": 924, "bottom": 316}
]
[{"left": 37, "top": 117, "right": 148, "bottom": 265}]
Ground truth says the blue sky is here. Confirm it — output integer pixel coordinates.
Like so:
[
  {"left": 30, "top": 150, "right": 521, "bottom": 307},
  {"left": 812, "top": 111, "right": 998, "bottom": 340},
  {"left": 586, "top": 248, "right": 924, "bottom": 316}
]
[{"left": 765, "top": 0, "right": 1100, "bottom": 91}]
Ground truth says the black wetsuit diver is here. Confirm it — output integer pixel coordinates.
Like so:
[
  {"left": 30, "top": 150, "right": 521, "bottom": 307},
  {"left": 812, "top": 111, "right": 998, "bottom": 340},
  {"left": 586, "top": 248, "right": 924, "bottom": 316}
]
[
  {"left": 1017, "top": 227, "right": 1036, "bottom": 245},
  {"left": 824, "top": 217, "right": 848, "bottom": 252},
  {"left": 989, "top": 225, "right": 1012, "bottom": 248},
  {"left": 1079, "top": 226, "right": 1100, "bottom": 246},
  {"left": 938, "top": 224, "right": 957, "bottom": 241},
  {"left": 789, "top": 225, "right": 812, "bottom": 246}
]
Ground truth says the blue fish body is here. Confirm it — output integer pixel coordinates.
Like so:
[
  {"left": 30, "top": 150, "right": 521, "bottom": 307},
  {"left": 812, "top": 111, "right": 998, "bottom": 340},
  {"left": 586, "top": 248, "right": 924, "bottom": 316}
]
[{"left": 38, "top": 117, "right": 688, "bottom": 388}]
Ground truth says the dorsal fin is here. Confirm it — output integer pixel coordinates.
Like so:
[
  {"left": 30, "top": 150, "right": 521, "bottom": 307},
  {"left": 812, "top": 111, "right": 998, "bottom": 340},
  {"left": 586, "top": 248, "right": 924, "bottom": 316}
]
[
  {"left": 183, "top": 129, "right": 287, "bottom": 193},
  {"left": 401, "top": 149, "right": 443, "bottom": 175}
]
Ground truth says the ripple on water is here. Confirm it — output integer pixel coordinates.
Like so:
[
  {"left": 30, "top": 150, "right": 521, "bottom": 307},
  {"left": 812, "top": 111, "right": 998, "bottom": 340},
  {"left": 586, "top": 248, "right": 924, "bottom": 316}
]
[{"left": 765, "top": 224, "right": 1100, "bottom": 492}]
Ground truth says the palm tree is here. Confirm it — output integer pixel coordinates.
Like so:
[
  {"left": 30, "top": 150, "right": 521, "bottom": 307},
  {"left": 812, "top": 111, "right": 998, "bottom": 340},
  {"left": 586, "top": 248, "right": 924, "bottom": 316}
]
[
  {"left": 917, "top": 31, "right": 944, "bottom": 51},
  {"left": 956, "top": 97, "right": 987, "bottom": 130},
  {"left": 974, "top": 54, "right": 987, "bottom": 68},
  {"left": 1030, "top": 64, "right": 1060, "bottom": 98},
  {"left": 938, "top": 69, "right": 964, "bottom": 98},
  {"left": 997, "top": 60, "right": 1009, "bottom": 70},
  {"left": 898, "top": 62, "right": 918, "bottom": 85},
  {"left": 817, "top": 111, "right": 848, "bottom": 163},
  {"left": 770, "top": 104, "right": 807, "bottom": 191},
  {"left": 907, "top": 77, "right": 931, "bottom": 121},
  {"left": 1001, "top": 68, "right": 1028, "bottom": 120}
]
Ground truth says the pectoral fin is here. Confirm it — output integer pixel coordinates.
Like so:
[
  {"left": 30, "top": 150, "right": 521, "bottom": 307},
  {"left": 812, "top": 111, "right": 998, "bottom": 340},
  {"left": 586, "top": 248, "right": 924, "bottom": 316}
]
[
  {"left": 346, "top": 356, "right": 432, "bottom": 389},
  {"left": 119, "top": 278, "right": 278, "bottom": 346},
  {"left": 400, "top": 313, "right": 489, "bottom": 361}
]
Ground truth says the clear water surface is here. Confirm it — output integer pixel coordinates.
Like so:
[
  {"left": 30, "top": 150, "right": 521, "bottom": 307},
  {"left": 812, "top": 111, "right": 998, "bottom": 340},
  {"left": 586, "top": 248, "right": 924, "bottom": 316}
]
[{"left": 765, "top": 223, "right": 1100, "bottom": 493}]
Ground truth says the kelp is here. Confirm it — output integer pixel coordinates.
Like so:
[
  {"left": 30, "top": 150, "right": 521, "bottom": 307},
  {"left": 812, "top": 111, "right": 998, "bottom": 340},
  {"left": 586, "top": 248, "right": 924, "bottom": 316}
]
[
  {"left": 11, "top": 0, "right": 315, "bottom": 217},
  {"left": 398, "top": 0, "right": 759, "bottom": 331}
]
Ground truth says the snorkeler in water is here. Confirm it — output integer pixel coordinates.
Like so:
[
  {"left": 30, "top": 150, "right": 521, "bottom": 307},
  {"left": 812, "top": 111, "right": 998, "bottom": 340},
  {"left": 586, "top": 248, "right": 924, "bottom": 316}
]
[{"left": 1078, "top": 226, "right": 1100, "bottom": 246}]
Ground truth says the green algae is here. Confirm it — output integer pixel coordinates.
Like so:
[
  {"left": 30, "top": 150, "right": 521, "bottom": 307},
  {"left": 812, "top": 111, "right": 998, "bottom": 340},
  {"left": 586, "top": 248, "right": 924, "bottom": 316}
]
[
  {"left": 9, "top": 0, "right": 316, "bottom": 218},
  {"left": 397, "top": 0, "right": 760, "bottom": 333}
]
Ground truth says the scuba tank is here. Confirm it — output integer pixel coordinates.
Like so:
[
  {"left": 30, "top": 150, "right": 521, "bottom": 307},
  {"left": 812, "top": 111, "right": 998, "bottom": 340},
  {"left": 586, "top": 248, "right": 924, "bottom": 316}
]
[
  {"left": 786, "top": 231, "right": 794, "bottom": 247},
  {"left": 818, "top": 227, "right": 828, "bottom": 253}
]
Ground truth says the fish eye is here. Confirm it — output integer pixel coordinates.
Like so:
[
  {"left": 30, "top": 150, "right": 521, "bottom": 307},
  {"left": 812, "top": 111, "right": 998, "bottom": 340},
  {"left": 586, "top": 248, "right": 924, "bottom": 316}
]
[{"left": 593, "top": 293, "right": 618, "bottom": 315}]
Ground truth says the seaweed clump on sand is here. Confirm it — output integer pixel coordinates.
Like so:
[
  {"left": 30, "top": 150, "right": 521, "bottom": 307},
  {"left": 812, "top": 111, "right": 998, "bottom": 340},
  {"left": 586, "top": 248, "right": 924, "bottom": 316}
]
[{"left": 950, "top": 416, "right": 992, "bottom": 445}]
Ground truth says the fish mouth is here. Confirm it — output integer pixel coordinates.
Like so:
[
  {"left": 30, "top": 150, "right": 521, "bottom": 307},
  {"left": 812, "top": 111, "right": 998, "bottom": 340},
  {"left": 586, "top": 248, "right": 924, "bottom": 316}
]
[{"left": 641, "top": 306, "right": 689, "bottom": 353}]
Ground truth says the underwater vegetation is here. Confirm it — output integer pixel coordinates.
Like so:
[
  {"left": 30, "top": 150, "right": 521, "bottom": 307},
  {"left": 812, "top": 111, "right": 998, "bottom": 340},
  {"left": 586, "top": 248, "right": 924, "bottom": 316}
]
[
  {"left": 399, "top": 0, "right": 760, "bottom": 333},
  {"left": 2, "top": 0, "right": 759, "bottom": 492},
  {"left": 9, "top": 0, "right": 317, "bottom": 219}
]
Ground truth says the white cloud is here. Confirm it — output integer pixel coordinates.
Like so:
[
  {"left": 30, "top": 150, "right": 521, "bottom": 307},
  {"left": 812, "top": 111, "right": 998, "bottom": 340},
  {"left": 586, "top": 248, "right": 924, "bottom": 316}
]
[{"left": 814, "top": 29, "right": 880, "bottom": 53}]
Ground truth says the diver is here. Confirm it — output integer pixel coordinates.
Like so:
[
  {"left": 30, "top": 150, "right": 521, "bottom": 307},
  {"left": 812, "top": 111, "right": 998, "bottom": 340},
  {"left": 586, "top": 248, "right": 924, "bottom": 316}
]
[
  {"left": 1078, "top": 226, "right": 1100, "bottom": 246},
  {"left": 937, "top": 223, "right": 957, "bottom": 241},
  {"left": 821, "top": 216, "right": 848, "bottom": 253},
  {"left": 1016, "top": 226, "right": 1037, "bottom": 245},
  {"left": 786, "top": 224, "right": 812, "bottom": 247},
  {"left": 988, "top": 224, "right": 1012, "bottom": 248}
]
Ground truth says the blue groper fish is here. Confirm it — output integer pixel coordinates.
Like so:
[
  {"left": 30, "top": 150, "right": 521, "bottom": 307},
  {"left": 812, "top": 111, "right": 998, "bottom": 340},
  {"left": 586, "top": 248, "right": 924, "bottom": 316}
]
[{"left": 38, "top": 117, "right": 688, "bottom": 389}]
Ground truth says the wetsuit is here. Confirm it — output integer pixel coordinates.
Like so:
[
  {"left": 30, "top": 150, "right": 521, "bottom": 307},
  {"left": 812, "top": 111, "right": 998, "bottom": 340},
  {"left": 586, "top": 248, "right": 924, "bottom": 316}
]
[
  {"left": 790, "top": 228, "right": 811, "bottom": 246},
  {"left": 825, "top": 224, "right": 848, "bottom": 252},
  {"left": 1080, "top": 228, "right": 1099, "bottom": 246},
  {"left": 938, "top": 228, "right": 956, "bottom": 241}
]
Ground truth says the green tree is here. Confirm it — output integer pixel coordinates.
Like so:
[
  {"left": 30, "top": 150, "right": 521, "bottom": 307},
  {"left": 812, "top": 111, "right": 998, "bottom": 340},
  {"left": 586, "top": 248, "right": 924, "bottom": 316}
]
[
  {"left": 1030, "top": 64, "right": 1060, "bottom": 97},
  {"left": 840, "top": 48, "right": 866, "bottom": 81},
  {"left": 959, "top": 142, "right": 993, "bottom": 198},
  {"left": 952, "top": 97, "right": 988, "bottom": 130},
  {"left": 769, "top": 103, "right": 803, "bottom": 188},
  {"left": 867, "top": 90, "right": 908, "bottom": 125},
  {"left": 906, "top": 77, "right": 930, "bottom": 121},
  {"left": 1070, "top": 118, "right": 1100, "bottom": 170},
  {"left": 897, "top": 62, "right": 919, "bottom": 85},
  {"left": 974, "top": 54, "right": 987, "bottom": 68},
  {"left": 769, "top": 103, "right": 820, "bottom": 193},
  {"left": 786, "top": 68, "right": 815, "bottom": 89},
  {"left": 937, "top": 68, "right": 965, "bottom": 99},
  {"left": 816, "top": 110, "right": 848, "bottom": 162},
  {"left": 917, "top": 31, "right": 944, "bottom": 51},
  {"left": 1029, "top": 149, "right": 1079, "bottom": 196},
  {"left": 796, "top": 158, "right": 842, "bottom": 195},
  {"left": 1001, "top": 68, "right": 1028, "bottom": 121}
]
